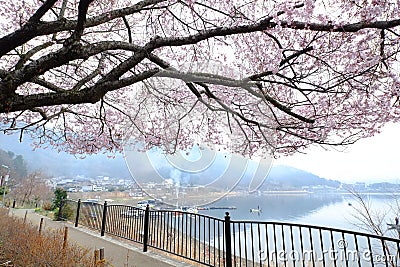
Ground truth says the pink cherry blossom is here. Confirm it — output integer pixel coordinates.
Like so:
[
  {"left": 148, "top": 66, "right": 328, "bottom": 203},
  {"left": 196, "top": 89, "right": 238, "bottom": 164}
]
[{"left": 0, "top": 0, "right": 399, "bottom": 157}]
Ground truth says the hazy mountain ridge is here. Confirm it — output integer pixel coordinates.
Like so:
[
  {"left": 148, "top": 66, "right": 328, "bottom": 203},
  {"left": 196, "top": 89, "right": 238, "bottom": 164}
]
[
  {"left": 0, "top": 133, "right": 131, "bottom": 178},
  {"left": 0, "top": 133, "right": 342, "bottom": 189},
  {"left": 262, "top": 165, "right": 341, "bottom": 189}
]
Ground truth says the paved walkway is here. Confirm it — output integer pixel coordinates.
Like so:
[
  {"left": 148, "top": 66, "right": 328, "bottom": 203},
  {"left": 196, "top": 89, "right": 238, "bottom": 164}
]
[{"left": 8, "top": 209, "right": 194, "bottom": 267}]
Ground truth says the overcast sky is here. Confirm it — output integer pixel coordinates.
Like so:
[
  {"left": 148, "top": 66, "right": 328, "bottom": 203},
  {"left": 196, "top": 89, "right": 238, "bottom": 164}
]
[{"left": 275, "top": 123, "right": 400, "bottom": 183}]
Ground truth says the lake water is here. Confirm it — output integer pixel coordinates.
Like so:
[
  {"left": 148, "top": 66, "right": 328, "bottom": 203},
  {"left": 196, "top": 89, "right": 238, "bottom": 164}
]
[
  {"left": 115, "top": 192, "right": 400, "bottom": 265},
  {"left": 193, "top": 193, "right": 400, "bottom": 266},
  {"left": 198, "top": 193, "right": 399, "bottom": 233}
]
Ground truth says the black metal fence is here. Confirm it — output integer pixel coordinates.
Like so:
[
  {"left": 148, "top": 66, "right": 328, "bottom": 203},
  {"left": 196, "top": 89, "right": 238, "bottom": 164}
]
[{"left": 59, "top": 199, "right": 400, "bottom": 267}]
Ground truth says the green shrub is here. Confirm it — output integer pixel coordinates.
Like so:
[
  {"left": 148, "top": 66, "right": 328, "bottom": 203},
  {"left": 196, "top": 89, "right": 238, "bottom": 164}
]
[
  {"left": 53, "top": 203, "right": 74, "bottom": 221},
  {"left": 52, "top": 188, "right": 67, "bottom": 210}
]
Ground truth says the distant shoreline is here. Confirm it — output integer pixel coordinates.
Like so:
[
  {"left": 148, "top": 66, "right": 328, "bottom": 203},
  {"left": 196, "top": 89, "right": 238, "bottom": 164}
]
[
  {"left": 67, "top": 190, "right": 400, "bottom": 207},
  {"left": 227, "top": 190, "right": 400, "bottom": 197}
]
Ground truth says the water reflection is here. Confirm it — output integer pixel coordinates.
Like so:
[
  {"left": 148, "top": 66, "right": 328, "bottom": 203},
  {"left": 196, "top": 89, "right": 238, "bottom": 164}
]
[{"left": 200, "top": 193, "right": 346, "bottom": 222}]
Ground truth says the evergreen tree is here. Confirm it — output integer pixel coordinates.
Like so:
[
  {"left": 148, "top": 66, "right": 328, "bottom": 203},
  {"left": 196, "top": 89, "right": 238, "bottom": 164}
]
[{"left": 52, "top": 188, "right": 67, "bottom": 210}]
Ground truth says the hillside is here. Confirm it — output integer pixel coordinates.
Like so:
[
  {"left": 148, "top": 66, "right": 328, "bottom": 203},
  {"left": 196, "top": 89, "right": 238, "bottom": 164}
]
[
  {"left": 261, "top": 165, "right": 341, "bottom": 189},
  {"left": 0, "top": 133, "right": 130, "bottom": 178},
  {"left": 0, "top": 133, "right": 340, "bottom": 189}
]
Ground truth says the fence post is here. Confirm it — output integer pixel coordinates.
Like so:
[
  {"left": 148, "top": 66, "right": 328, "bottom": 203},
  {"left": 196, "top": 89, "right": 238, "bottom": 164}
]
[
  {"left": 38, "top": 217, "right": 44, "bottom": 235},
  {"left": 75, "top": 199, "right": 81, "bottom": 227},
  {"left": 143, "top": 204, "right": 150, "bottom": 252},
  {"left": 224, "top": 212, "right": 233, "bottom": 267},
  {"left": 99, "top": 247, "right": 105, "bottom": 267},
  {"left": 100, "top": 201, "right": 108, "bottom": 236},
  {"left": 63, "top": 227, "right": 68, "bottom": 250},
  {"left": 23, "top": 210, "right": 28, "bottom": 223},
  {"left": 57, "top": 198, "right": 64, "bottom": 221}
]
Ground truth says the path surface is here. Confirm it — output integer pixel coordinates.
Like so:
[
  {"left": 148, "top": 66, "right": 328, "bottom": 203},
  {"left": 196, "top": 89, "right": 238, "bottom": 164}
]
[{"left": 8, "top": 209, "right": 194, "bottom": 267}]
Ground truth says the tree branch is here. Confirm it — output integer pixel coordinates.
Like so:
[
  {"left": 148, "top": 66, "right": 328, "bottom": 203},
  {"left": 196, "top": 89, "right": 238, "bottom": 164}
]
[
  {"left": 28, "top": 0, "right": 58, "bottom": 23},
  {"left": 31, "top": 77, "right": 66, "bottom": 93},
  {"left": 122, "top": 16, "right": 133, "bottom": 44},
  {"left": 0, "top": 0, "right": 58, "bottom": 57},
  {"left": 15, "top": 42, "right": 54, "bottom": 70},
  {"left": 65, "top": 0, "right": 95, "bottom": 44},
  {"left": 0, "top": 0, "right": 165, "bottom": 57},
  {"left": 0, "top": 69, "right": 159, "bottom": 113}
]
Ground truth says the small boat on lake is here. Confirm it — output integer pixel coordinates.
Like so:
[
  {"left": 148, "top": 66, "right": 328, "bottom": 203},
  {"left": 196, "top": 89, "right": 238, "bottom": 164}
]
[{"left": 250, "top": 205, "right": 262, "bottom": 213}]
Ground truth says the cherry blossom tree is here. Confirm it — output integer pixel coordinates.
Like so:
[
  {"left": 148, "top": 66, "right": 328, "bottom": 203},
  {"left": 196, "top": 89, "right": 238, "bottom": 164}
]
[
  {"left": 0, "top": 0, "right": 399, "bottom": 156},
  {"left": 9, "top": 171, "right": 52, "bottom": 207}
]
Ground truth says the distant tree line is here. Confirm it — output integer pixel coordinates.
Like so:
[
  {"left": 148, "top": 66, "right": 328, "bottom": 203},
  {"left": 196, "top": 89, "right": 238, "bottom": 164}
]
[
  {"left": 0, "top": 148, "right": 52, "bottom": 207},
  {"left": 0, "top": 148, "right": 28, "bottom": 183}
]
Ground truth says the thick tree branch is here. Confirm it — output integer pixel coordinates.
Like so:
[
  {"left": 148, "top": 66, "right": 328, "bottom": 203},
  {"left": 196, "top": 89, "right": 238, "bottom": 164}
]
[
  {"left": 66, "top": 0, "right": 95, "bottom": 44},
  {"left": 0, "top": 69, "right": 159, "bottom": 113},
  {"left": 0, "top": 0, "right": 165, "bottom": 57},
  {"left": 0, "top": 0, "right": 58, "bottom": 57},
  {"left": 2, "top": 41, "right": 145, "bottom": 93},
  {"left": 28, "top": 0, "right": 58, "bottom": 23},
  {"left": 15, "top": 42, "right": 54, "bottom": 70},
  {"left": 283, "top": 19, "right": 400, "bottom": 32},
  {"left": 31, "top": 77, "right": 66, "bottom": 93},
  {"left": 148, "top": 19, "right": 400, "bottom": 50},
  {"left": 2, "top": 1, "right": 399, "bottom": 59}
]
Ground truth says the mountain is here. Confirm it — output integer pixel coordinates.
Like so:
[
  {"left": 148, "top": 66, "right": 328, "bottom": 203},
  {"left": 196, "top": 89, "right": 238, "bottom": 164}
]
[
  {"left": 0, "top": 133, "right": 341, "bottom": 189},
  {"left": 259, "top": 165, "right": 341, "bottom": 190},
  {"left": 0, "top": 133, "right": 130, "bottom": 178}
]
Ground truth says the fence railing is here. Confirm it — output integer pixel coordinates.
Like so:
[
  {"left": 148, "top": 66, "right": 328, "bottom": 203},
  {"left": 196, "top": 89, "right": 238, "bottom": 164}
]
[{"left": 59, "top": 199, "right": 400, "bottom": 267}]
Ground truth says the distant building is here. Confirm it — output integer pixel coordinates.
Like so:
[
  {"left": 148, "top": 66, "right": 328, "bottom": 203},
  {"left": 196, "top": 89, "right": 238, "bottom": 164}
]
[
  {"left": 80, "top": 184, "right": 103, "bottom": 192},
  {"left": 81, "top": 185, "right": 93, "bottom": 192},
  {"left": 92, "top": 185, "right": 103, "bottom": 192}
]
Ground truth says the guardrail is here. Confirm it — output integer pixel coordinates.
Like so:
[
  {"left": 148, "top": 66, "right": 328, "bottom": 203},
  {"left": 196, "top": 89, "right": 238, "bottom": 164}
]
[{"left": 58, "top": 199, "right": 400, "bottom": 267}]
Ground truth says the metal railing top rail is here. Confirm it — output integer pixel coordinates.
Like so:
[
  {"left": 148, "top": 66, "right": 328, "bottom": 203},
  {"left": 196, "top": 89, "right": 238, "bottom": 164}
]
[{"left": 150, "top": 209, "right": 226, "bottom": 222}]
